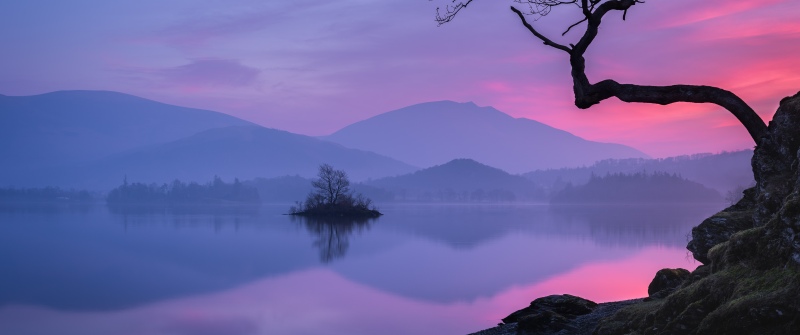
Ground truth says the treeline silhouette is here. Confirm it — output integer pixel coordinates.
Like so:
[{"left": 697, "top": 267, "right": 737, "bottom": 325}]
[
  {"left": 107, "top": 176, "right": 260, "bottom": 204},
  {"left": 551, "top": 172, "right": 722, "bottom": 204},
  {"left": 0, "top": 187, "right": 93, "bottom": 202},
  {"left": 525, "top": 150, "right": 753, "bottom": 195},
  {"left": 368, "top": 159, "right": 545, "bottom": 202}
]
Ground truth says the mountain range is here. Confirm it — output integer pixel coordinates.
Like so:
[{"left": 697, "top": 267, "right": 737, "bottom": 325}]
[
  {"left": 323, "top": 101, "right": 648, "bottom": 173},
  {"left": 1, "top": 90, "right": 654, "bottom": 190},
  {"left": 0, "top": 90, "right": 254, "bottom": 174},
  {"left": 523, "top": 150, "right": 754, "bottom": 194},
  {"left": 0, "top": 91, "right": 414, "bottom": 189}
]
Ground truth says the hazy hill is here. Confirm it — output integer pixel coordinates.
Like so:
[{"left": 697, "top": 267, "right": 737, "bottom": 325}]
[
  {"left": 323, "top": 101, "right": 648, "bottom": 173},
  {"left": 0, "top": 90, "right": 255, "bottom": 175},
  {"left": 550, "top": 172, "right": 723, "bottom": 204},
  {"left": 368, "top": 158, "right": 543, "bottom": 202},
  {"left": 0, "top": 91, "right": 416, "bottom": 190},
  {"left": 48, "top": 126, "right": 417, "bottom": 190},
  {"left": 524, "top": 150, "right": 754, "bottom": 194},
  {"left": 250, "top": 175, "right": 313, "bottom": 203}
]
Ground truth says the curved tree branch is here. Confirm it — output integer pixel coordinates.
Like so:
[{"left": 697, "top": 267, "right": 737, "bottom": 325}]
[
  {"left": 583, "top": 81, "right": 768, "bottom": 142},
  {"left": 436, "top": 0, "right": 768, "bottom": 143},
  {"left": 508, "top": 0, "right": 768, "bottom": 142}
]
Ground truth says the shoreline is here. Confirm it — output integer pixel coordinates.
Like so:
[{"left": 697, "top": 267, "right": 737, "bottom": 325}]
[{"left": 468, "top": 298, "right": 644, "bottom": 335}]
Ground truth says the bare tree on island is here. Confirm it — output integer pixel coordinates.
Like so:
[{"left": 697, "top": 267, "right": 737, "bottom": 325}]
[
  {"left": 436, "top": 2, "right": 800, "bottom": 334},
  {"left": 311, "top": 164, "right": 351, "bottom": 206},
  {"left": 435, "top": 0, "right": 768, "bottom": 144},
  {"left": 290, "top": 164, "right": 381, "bottom": 218}
]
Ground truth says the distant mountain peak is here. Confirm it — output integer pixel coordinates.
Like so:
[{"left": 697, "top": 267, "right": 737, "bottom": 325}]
[
  {"left": 0, "top": 90, "right": 416, "bottom": 189},
  {"left": 434, "top": 158, "right": 501, "bottom": 170},
  {"left": 323, "top": 101, "right": 648, "bottom": 173}
]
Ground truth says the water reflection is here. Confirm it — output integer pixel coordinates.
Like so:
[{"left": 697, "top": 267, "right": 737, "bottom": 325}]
[
  {"left": 547, "top": 204, "right": 720, "bottom": 247},
  {"left": 107, "top": 203, "right": 261, "bottom": 216},
  {"left": 291, "top": 216, "right": 376, "bottom": 263},
  {"left": 107, "top": 204, "right": 261, "bottom": 231},
  {"left": 0, "top": 203, "right": 722, "bottom": 335},
  {"left": 0, "top": 202, "right": 94, "bottom": 215}
]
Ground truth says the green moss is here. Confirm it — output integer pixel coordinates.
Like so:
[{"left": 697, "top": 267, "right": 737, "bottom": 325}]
[
  {"left": 695, "top": 266, "right": 800, "bottom": 334},
  {"left": 595, "top": 299, "right": 664, "bottom": 335},
  {"left": 596, "top": 264, "right": 800, "bottom": 335},
  {"left": 707, "top": 242, "right": 728, "bottom": 265},
  {"left": 779, "top": 193, "right": 800, "bottom": 219}
]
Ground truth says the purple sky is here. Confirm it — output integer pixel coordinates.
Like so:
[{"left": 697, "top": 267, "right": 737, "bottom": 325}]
[{"left": 2, "top": 0, "right": 800, "bottom": 157}]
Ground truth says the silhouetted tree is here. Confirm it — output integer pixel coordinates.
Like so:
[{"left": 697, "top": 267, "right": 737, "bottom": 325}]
[
  {"left": 290, "top": 164, "right": 381, "bottom": 217},
  {"left": 435, "top": 0, "right": 767, "bottom": 144},
  {"left": 311, "top": 164, "right": 351, "bottom": 205}
]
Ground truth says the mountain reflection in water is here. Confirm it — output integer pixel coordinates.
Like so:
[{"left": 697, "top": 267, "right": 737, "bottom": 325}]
[{"left": 0, "top": 203, "right": 722, "bottom": 335}]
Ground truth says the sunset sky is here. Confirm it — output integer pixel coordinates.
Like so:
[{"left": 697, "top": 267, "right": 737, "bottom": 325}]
[{"left": 2, "top": 0, "right": 799, "bottom": 157}]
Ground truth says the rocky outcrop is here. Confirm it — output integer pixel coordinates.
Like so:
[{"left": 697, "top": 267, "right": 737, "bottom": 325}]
[
  {"left": 687, "top": 188, "right": 756, "bottom": 264},
  {"left": 473, "top": 92, "right": 800, "bottom": 335},
  {"left": 501, "top": 294, "right": 597, "bottom": 334},
  {"left": 471, "top": 298, "right": 639, "bottom": 335},
  {"left": 594, "top": 91, "right": 800, "bottom": 334}
]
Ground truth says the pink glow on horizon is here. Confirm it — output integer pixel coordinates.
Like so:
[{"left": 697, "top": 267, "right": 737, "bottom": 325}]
[{"left": 2, "top": 0, "right": 800, "bottom": 157}]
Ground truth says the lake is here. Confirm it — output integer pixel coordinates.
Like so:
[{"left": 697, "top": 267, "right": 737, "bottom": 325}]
[{"left": 0, "top": 202, "right": 722, "bottom": 335}]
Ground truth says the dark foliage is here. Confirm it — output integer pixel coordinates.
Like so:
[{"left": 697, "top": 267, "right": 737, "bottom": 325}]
[
  {"left": 551, "top": 172, "right": 722, "bottom": 204},
  {"left": 106, "top": 176, "right": 260, "bottom": 205},
  {"left": 0, "top": 186, "right": 93, "bottom": 203}
]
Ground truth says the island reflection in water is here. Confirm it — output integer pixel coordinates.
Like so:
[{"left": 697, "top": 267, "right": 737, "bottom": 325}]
[
  {"left": 0, "top": 203, "right": 721, "bottom": 335},
  {"left": 290, "top": 215, "right": 375, "bottom": 263}
]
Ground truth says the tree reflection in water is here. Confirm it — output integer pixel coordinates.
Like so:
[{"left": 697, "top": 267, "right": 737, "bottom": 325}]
[{"left": 292, "top": 216, "right": 375, "bottom": 263}]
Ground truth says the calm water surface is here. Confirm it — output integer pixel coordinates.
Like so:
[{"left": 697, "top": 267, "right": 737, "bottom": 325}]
[{"left": 0, "top": 203, "right": 722, "bottom": 335}]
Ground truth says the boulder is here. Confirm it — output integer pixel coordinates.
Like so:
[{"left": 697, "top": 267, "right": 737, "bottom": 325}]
[
  {"left": 647, "top": 268, "right": 690, "bottom": 298},
  {"left": 501, "top": 294, "right": 597, "bottom": 334},
  {"left": 687, "top": 188, "right": 756, "bottom": 264}
]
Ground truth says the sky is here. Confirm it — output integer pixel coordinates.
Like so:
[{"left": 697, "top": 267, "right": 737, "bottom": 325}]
[{"left": 2, "top": 0, "right": 799, "bottom": 157}]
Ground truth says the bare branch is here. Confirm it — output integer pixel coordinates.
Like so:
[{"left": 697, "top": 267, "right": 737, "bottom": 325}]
[
  {"left": 577, "top": 81, "right": 768, "bottom": 141},
  {"left": 564, "top": 0, "right": 768, "bottom": 142},
  {"left": 562, "top": 17, "right": 588, "bottom": 36},
  {"left": 436, "top": 0, "right": 769, "bottom": 143},
  {"left": 510, "top": 6, "right": 571, "bottom": 53},
  {"left": 435, "top": 0, "right": 475, "bottom": 25}
]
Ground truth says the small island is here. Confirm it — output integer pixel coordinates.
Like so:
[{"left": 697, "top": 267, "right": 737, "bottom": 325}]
[{"left": 289, "top": 164, "right": 382, "bottom": 218}]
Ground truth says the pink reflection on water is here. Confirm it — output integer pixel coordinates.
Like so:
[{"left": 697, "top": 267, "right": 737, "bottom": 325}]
[
  {"left": 481, "top": 246, "right": 697, "bottom": 322},
  {"left": 0, "top": 247, "right": 696, "bottom": 335}
]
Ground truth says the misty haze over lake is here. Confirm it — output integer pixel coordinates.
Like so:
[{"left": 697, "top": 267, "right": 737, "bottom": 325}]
[
  {"left": 0, "top": 203, "right": 719, "bottom": 334},
  {"left": 1, "top": 90, "right": 751, "bottom": 334}
]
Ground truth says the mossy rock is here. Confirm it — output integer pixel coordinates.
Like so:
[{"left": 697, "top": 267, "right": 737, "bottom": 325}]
[
  {"left": 687, "top": 200, "right": 755, "bottom": 264},
  {"left": 596, "top": 265, "right": 800, "bottom": 334},
  {"left": 593, "top": 299, "right": 664, "bottom": 335}
]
